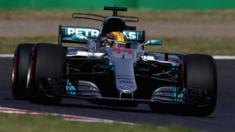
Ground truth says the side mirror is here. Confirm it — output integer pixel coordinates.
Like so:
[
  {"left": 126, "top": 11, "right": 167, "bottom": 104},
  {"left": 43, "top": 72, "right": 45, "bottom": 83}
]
[{"left": 145, "top": 40, "right": 162, "bottom": 45}]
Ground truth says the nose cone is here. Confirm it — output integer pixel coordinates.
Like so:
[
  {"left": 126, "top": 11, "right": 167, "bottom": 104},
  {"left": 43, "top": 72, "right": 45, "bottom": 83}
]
[
  {"left": 107, "top": 47, "right": 138, "bottom": 95},
  {"left": 116, "top": 78, "right": 137, "bottom": 94}
]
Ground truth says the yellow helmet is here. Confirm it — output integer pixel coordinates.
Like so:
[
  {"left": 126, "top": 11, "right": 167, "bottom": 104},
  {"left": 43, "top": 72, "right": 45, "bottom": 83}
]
[
  {"left": 110, "top": 32, "right": 126, "bottom": 42},
  {"left": 107, "top": 32, "right": 126, "bottom": 45}
]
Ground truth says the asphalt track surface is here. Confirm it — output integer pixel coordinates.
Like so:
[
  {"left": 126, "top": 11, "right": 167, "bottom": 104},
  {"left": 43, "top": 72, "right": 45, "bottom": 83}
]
[{"left": 0, "top": 57, "right": 235, "bottom": 132}]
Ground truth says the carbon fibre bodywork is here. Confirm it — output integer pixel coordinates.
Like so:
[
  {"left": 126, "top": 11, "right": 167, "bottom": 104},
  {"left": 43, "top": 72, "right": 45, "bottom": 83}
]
[
  {"left": 12, "top": 6, "right": 217, "bottom": 115},
  {"left": 64, "top": 47, "right": 186, "bottom": 104}
]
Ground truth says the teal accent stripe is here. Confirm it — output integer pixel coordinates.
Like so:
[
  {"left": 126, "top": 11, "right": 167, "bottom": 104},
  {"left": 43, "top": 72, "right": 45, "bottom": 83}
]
[{"left": 66, "top": 80, "right": 77, "bottom": 96}]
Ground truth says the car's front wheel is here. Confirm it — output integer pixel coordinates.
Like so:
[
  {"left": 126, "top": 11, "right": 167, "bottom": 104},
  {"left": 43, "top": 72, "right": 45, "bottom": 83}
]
[
  {"left": 12, "top": 43, "right": 34, "bottom": 100},
  {"left": 183, "top": 54, "right": 217, "bottom": 116},
  {"left": 27, "top": 44, "right": 66, "bottom": 104}
]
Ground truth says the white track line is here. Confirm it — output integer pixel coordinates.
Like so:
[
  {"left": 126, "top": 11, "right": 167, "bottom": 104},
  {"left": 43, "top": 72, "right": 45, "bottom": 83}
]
[
  {"left": 1, "top": 54, "right": 235, "bottom": 60},
  {"left": 213, "top": 56, "right": 235, "bottom": 59},
  {"left": 0, "top": 54, "right": 13, "bottom": 58},
  {"left": 0, "top": 106, "right": 134, "bottom": 125}
]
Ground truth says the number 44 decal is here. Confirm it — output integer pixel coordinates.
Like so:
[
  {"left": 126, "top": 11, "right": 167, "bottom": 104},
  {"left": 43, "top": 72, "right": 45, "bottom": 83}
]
[{"left": 112, "top": 48, "right": 133, "bottom": 55}]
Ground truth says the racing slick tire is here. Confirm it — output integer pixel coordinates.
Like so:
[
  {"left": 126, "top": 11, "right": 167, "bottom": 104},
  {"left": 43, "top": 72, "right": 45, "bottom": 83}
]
[
  {"left": 12, "top": 43, "right": 34, "bottom": 100},
  {"left": 28, "top": 44, "right": 66, "bottom": 104},
  {"left": 183, "top": 54, "right": 217, "bottom": 116}
]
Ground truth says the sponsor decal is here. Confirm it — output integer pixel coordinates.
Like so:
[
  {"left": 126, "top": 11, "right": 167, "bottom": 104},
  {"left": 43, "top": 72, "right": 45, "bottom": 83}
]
[
  {"left": 66, "top": 27, "right": 100, "bottom": 38},
  {"left": 61, "top": 27, "right": 143, "bottom": 42},
  {"left": 123, "top": 31, "right": 137, "bottom": 40}
]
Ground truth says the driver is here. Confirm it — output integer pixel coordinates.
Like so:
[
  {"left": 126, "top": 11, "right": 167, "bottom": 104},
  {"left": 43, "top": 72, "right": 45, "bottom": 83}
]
[{"left": 104, "top": 31, "right": 127, "bottom": 48}]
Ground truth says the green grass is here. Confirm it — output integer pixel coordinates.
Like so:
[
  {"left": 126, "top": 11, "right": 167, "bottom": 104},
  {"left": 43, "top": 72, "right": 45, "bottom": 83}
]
[
  {"left": 0, "top": 9, "right": 235, "bottom": 21},
  {"left": 146, "top": 36, "right": 235, "bottom": 55},
  {"left": 0, "top": 113, "right": 195, "bottom": 132},
  {"left": 0, "top": 36, "right": 57, "bottom": 53},
  {"left": 1, "top": 36, "right": 234, "bottom": 55},
  {"left": 1, "top": 9, "right": 234, "bottom": 55},
  {"left": 124, "top": 9, "right": 235, "bottom": 22}
]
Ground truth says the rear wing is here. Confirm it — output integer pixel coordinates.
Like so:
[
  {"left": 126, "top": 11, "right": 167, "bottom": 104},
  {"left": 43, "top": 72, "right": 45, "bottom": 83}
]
[{"left": 58, "top": 26, "right": 145, "bottom": 45}]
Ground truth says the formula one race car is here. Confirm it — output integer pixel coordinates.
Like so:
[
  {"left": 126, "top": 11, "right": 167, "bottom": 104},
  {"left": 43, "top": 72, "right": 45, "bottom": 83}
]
[{"left": 12, "top": 6, "right": 217, "bottom": 116}]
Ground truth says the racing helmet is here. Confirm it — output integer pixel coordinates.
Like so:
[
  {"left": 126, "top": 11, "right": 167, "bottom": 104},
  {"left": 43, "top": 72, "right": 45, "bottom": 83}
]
[{"left": 106, "top": 31, "right": 127, "bottom": 47}]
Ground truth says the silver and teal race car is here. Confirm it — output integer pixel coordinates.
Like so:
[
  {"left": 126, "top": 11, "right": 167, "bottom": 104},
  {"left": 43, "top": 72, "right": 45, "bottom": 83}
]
[{"left": 12, "top": 6, "right": 217, "bottom": 116}]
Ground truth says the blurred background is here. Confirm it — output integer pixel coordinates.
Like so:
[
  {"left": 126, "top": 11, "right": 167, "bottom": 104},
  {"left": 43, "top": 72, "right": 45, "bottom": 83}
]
[
  {"left": 0, "top": 0, "right": 235, "bottom": 55},
  {"left": 0, "top": 0, "right": 234, "bottom": 9}
]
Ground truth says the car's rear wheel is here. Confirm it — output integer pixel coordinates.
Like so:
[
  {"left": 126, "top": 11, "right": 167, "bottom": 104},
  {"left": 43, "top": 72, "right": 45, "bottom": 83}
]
[
  {"left": 183, "top": 54, "right": 217, "bottom": 116},
  {"left": 27, "top": 44, "right": 66, "bottom": 104},
  {"left": 12, "top": 44, "right": 34, "bottom": 100}
]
